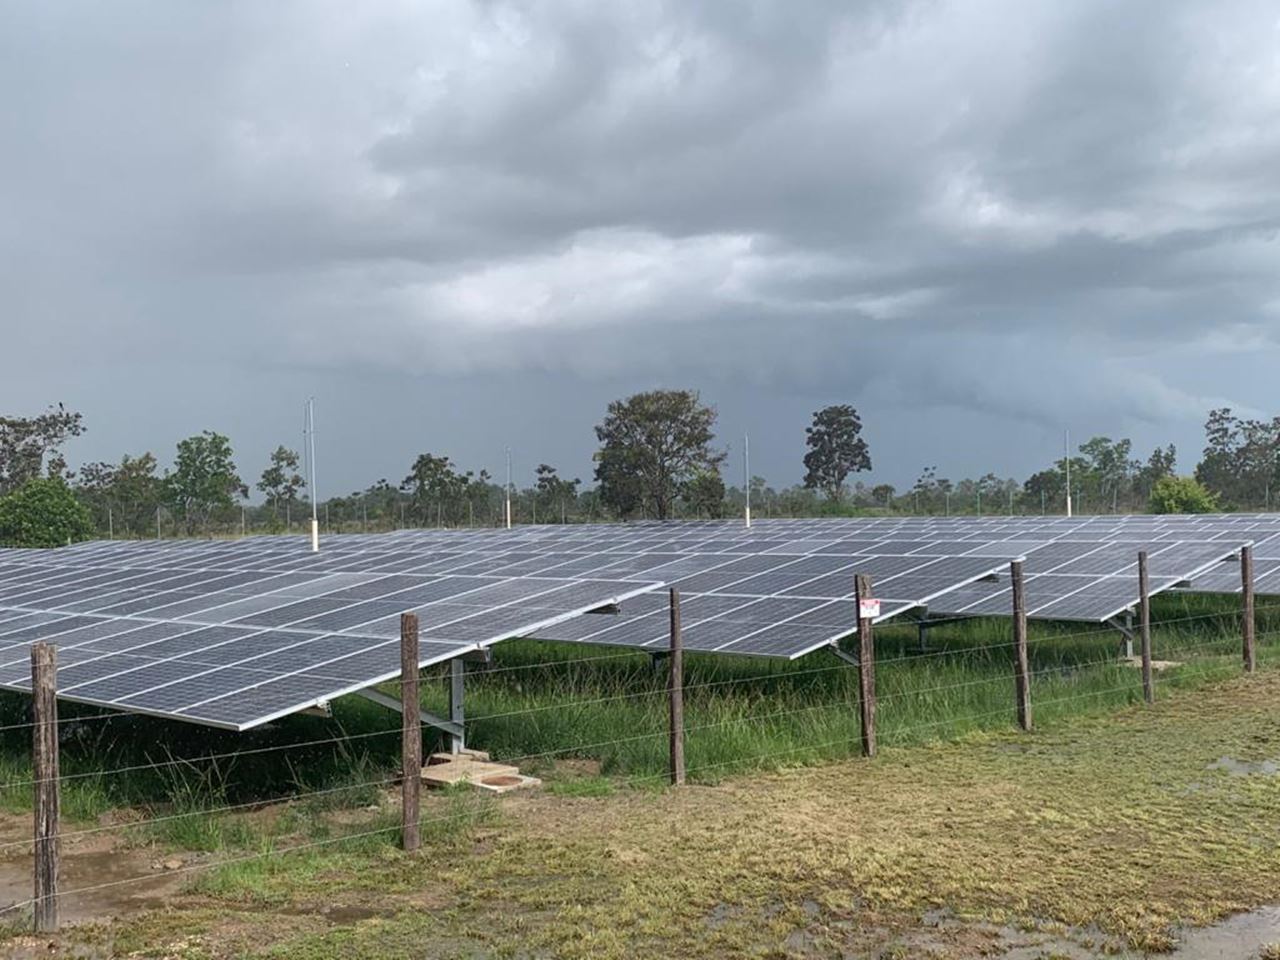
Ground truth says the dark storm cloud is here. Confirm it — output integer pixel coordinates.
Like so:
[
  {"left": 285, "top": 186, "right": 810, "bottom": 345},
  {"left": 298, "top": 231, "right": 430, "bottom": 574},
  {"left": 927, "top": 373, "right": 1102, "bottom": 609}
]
[{"left": 3, "top": 0, "right": 1279, "bottom": 492}]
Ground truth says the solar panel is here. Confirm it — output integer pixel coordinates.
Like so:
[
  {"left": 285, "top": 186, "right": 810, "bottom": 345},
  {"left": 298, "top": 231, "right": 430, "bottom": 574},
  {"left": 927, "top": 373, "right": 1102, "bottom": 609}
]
[
  {"left": 0, "top": 539, "right": 658, "bottom": 729},
  {"left": 0, "top": 513, "right": 1266, "bottom": 729}
]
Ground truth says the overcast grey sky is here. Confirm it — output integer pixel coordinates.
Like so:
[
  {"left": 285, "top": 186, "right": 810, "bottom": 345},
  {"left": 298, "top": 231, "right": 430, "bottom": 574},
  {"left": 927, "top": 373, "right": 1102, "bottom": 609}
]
[{"left": 4, "top": 1, "right": 1279, "bottom": 498}]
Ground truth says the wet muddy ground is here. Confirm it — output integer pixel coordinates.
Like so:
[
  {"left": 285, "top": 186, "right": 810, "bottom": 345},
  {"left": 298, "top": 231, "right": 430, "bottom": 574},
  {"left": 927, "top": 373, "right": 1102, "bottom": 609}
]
[{"left": 0, "top": 812, "right": 185, "bottom": 928}]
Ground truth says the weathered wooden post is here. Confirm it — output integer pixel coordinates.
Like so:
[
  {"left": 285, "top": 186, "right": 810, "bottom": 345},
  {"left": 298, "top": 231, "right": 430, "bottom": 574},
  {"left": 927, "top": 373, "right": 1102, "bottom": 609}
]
[
  {"left": 668, "top": 588, "right": 685, "bottom": 786},
  {"left": 1011, "top": 560, "right": 1031, "bottom": 730},
  {"left": 1242, "top": 545, "right": 1256, "bottom": 674},
  {"left": 1138, "top": 551, "right": 1154, "bottom": 704},
  {"left": 855, "top": 574, "right": 877, "bottom": 758},
  {"left": 31, "top": 642, "right": 59, "bottom": 933},
  {"left": 400, "top": 613, "right": 421, "bottom": 852}
]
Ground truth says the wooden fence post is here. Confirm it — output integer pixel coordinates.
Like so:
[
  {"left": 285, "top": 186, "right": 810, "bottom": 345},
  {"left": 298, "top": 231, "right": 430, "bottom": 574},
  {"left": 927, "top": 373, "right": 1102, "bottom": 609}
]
[
  {"left": 855, "top": 574, "right": 876, "bottom": 758},
  {"left": 1011, "top": 560, "right": 1031, "bottom": 731},
  {"left": 1242, "top": 545, "right": 1256, "bottom": 674},
  {"left": 668, "top": 588, "right": 685, "bottom": 786},
  {"left": 1138, "top": 551, "right": 1154, "bottom": 704},
  {"left": 400, "top": 613, "right": 421, "bottom": 852},
  {"left": 31, "top": 642, "right": 59, "bottom": 934}
]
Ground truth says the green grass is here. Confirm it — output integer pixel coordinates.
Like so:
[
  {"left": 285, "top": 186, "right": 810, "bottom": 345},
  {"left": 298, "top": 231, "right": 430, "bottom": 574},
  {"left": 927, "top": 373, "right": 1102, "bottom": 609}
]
[
  {"left": 411, "top": 591, "right": 1272, "bottom": 787},
  {"left": 0, "top": 592, "right": 1269, "bottom": 843},
  {"left": 64, "top": 668, "right": 1280, "bottom": 958},
  {"left": 1, "top": 591, "right": 1277, "bottom": 957}
]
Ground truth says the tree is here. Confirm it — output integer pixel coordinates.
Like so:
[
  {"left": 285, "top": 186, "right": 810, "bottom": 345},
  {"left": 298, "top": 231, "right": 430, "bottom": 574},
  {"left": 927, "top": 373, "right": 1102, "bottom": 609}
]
[
  {"left": 802, "top": 405, "right": 871, "bottom": 502},
  {"left": 111, "top": 453, "right": 163, "bottom": 535},
  {"left": 0, "top": 478, "right": 94, "bottom": 547},
  {"left": 258, "top": 446, "right": 306, "bottom": 521},
  {"left": 469, "top": 469, "right": 495, "bottom": 525},
  {"left": 165, "top": 432, "right": 247, "bottom": 533},
  {"left": 1195, "top": 408, "right": 1280, "bottom": 509},
  {"left": 870, "top": 483, "right": 896, "bottom": 507},
  {"left": 75, "top": 460, "right": 118, "bottom": 533},
  {"left": 594, "top": 390, "right": 726, "bottom": 520},
  {"left": 1149, "top": 475, "right": 1219, "bottom": 514},
  {"left": 0, "top": 404, "right": 85, "bottom": 496},
  {"left": 911, "top": 466, "right": 953, "bottom": 514},
  {"left": 1077, "top": 436, "right": 1139, "bottom": 511},
  {"left": 401, "top": 453, "right": 470, "bottom": 526},
  {"left": 534, "top": 464, "right": 580, "bottom": 523},
  {"left": 684, "top": 469, "right": 727, "bottom": 518},
  {"left": 1023, "top": 469, "right": 1064, "bottom": 512},
  {"left": 1134, "top": 444, "right": 1176, "bottom": 503}
]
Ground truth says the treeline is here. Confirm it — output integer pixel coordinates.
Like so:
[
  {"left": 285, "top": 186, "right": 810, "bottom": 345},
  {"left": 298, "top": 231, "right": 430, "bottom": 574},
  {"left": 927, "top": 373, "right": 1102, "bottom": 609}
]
[{"left": 0, "top": 393, "right": 1267, "bottom": 546}]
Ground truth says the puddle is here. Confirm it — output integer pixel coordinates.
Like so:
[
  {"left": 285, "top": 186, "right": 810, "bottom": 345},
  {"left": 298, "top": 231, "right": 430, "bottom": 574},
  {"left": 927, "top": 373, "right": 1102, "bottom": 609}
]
[
  {"left": 1167, "top": 905, "right": 1280, "bottom": 958},
  {"left": 0, "top": 848, "right": 186, "bottom": 926},
  {"left": 1209, "top": 757, "right": 1280, "bottom": 777},
  {"left": 322, "top": 904, "right": 384, "bottom": 924},
  {"left": 846, "top": 905, "right": 1280, "bottom": 959}
]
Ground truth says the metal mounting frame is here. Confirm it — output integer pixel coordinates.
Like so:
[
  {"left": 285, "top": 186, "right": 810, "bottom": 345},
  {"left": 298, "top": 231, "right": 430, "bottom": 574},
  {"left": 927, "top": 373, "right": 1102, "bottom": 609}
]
[
  {"left": 1105, "top": 610, "right": 1136, "bottom": 659},
  {"left": 356, "top": 655, "right": 469, "bottom": 753},
  {"left": 828, "top": 645, "right": 861, "bottom": 668}
]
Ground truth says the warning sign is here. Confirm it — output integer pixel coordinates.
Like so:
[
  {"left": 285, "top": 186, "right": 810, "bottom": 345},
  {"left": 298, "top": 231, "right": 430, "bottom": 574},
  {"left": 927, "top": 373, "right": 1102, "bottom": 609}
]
[{"left": 859, "top": 598, "right": 881, "bottom": 619}]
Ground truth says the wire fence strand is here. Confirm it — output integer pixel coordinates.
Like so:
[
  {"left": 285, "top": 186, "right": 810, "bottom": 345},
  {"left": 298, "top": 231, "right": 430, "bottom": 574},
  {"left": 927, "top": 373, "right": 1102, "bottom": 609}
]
[{"left": 0, "top": 660, "right": 1215, "bottom": 917}]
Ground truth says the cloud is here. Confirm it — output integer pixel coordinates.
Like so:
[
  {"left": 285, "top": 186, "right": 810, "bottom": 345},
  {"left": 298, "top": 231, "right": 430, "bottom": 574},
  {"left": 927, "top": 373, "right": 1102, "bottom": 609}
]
[{"left": 4, "top": 0, "right": 1280, "bottom": 489}]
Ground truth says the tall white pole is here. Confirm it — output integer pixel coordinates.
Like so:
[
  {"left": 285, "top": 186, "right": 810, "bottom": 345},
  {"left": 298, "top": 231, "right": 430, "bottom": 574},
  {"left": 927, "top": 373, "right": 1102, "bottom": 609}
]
[
  {"left": 1064, "top": 428, "right": 1073, "bottom": 519},
  {"left": 307, "top": 398, "right": 320, "bottom": 552},
  {"left": 743, "top": 433, "right": 751, "bottom": 528},
  {"left": 504, "top": 447, "right": 513, "bottom": 530}
]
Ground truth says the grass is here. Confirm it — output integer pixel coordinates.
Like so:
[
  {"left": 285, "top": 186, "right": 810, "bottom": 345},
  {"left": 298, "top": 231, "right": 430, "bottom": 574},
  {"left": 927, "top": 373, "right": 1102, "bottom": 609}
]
[
  {"left": 0, "top": 592, "right": 1267, "bottom": 820},
  {"left": 50, "top": 666, "right": 1280, "bottom": 958},
  {"left": 415, "top": 591, "right": 1273, "bottom": 787},
  {"left": 0, "top": 592, "right": 1275, "bottom": 955}
]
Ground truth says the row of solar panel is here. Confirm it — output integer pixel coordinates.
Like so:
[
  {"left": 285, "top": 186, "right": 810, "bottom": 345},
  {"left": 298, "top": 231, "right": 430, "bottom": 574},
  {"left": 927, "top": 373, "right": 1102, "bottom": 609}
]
[{"left": 0, "top": 515, "right": 1264, "bottom": 731}]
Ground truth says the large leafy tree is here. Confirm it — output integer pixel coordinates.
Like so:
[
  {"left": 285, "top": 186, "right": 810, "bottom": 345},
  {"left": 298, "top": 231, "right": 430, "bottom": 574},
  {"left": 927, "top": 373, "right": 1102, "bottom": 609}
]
[
  {"left": 165, "top": 432, "right": 247, "bottom": 533},
  {"left": 802, "top": 405, "right": 871, "bottom": 502},
  {"left": 0, "top": 404, "right": 85, "bottom": 496},
  {"left": 258, "top": 446, "right": 306, "bottom": 521},
  {"left": 0, "top": 478, "right": 94, "bottom": 547},
  {"left": 594, "top": 390, "right": 726, "bottom": 520}
]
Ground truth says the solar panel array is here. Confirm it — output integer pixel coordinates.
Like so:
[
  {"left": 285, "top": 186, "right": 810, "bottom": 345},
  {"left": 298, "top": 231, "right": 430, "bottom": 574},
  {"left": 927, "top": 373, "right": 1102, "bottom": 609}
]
[
  {"left": 0, "top": 512, "right": 1268, "bottom": 729},
  {"left": 523, "top": 517, "right": 1246, "bottom": 650},
  {"left": 0, "top": 537, "right": 657, "bottom": 729}
]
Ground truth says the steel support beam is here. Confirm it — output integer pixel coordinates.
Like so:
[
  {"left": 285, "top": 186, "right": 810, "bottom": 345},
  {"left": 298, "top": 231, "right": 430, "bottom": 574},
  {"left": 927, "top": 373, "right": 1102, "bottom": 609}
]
[
  {"left": 356, "top": 687, "right": 463, "bottom": 740},
  {"left": 829, "top": 645, "right": 861, "bottom": 668},
  {"left": 448, "top": 658, "right": 466, "bottom": 754},
  {"left": 1106, "top": 612, "right": 1136, "bottom": 659}
]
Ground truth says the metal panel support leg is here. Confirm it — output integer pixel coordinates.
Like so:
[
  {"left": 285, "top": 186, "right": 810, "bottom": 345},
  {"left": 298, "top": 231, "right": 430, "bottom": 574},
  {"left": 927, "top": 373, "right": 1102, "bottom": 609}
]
[
  {"left": 449, "top": 658, "right": 466, "bottom": 754},
  {"left": 1107, "top": 613, "right": 1136, "bottom": 659}
]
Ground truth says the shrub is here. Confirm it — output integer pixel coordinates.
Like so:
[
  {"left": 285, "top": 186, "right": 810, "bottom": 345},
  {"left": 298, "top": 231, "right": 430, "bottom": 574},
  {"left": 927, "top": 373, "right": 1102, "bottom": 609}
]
[
  {"left": 1149, "top": 475, "right": 1219, "bottom": 514},
  {"left": 0, "top": 478, "right": 95, "bottom": 547}
]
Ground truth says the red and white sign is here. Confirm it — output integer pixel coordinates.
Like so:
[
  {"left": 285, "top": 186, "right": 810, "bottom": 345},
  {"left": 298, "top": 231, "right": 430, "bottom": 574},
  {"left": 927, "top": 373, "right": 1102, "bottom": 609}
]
[{"left": 859, "top": 598, "right": 881, "bottom": 619}]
